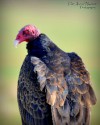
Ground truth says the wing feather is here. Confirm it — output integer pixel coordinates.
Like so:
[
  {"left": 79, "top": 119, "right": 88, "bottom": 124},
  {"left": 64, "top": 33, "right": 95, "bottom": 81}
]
[
  {"left": 68, "top": 52, "right": 97, "bottom": 106},
  {"left": 31, "top": 57, "right": 68, "bottom": 107},
  {"left": 31, "top": 53, "right": 96, "bottom": 125}
]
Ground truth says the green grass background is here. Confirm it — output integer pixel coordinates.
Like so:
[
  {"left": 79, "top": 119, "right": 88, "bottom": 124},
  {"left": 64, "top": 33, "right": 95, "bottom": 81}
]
[{"left": 0, "top": 0, "right": 100, "bottom": 125}]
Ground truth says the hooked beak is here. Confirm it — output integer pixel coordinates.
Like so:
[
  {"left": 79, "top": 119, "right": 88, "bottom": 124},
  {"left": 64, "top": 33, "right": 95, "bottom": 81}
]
[{"left": 14, "top": 40, "right": 20, "bottom": 48}]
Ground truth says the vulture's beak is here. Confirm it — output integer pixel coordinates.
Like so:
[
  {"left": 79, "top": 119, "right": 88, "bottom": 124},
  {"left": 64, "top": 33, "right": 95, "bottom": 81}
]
[{"left": 14, "top": 40, "right": 20, "bottom": 48}]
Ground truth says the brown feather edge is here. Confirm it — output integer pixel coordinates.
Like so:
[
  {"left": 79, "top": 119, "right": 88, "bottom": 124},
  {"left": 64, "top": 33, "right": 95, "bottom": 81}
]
[{"left": 31, "top": 56, "right": 68, "bottom": 107}]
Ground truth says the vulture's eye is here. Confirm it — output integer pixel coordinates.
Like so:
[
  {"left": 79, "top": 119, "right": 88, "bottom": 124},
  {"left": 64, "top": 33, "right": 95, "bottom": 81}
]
[
  {"left": 32, "top": 31, "right": 34, "bottom": 34},
  {"left": 23, "top": 30, "right": 29, "bottom": 36}
]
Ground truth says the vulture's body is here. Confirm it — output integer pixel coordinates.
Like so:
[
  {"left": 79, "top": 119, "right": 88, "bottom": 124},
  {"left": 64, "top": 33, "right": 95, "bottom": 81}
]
[{"left": 16, "top": 29, "right": 96, "bottom": 125}]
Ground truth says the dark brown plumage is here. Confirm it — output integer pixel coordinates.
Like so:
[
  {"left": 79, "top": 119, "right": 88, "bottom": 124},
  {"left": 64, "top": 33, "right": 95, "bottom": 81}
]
[{"left": 15, "top": 25, "right": 96, "bottom": 125}]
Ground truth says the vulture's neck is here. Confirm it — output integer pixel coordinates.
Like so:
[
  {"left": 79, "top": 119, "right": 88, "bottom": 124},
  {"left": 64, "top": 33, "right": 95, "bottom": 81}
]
[{"left": 26, "top": 34, "right": 61, "bottom": 59}]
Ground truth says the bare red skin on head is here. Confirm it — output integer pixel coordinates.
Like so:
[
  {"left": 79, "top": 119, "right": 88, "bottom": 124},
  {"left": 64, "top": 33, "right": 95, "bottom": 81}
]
[{"left": 15, "top": 25, "right": 41, "bottom": 43}]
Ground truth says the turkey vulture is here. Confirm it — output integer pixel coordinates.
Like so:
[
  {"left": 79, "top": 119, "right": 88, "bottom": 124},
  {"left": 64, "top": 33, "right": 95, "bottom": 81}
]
[{"left": 14, "top": 25, "right": 96, "bottom": 125}]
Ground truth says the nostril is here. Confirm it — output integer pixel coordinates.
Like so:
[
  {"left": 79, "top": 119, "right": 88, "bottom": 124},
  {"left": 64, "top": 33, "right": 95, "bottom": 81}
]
[{"left": 17, "top": 35, "right": 21, "bottom": 39}]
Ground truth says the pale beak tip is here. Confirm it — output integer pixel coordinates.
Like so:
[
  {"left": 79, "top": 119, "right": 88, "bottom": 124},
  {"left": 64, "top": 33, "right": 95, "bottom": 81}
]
[{"left": 14, "top": 40, "right": 19, "bottom": 48}]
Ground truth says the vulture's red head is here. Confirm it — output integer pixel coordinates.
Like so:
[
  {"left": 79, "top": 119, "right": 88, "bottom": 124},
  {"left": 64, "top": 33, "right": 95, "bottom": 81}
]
[{"left": 14, "top": 25, "right": 40, "bottom": 47}]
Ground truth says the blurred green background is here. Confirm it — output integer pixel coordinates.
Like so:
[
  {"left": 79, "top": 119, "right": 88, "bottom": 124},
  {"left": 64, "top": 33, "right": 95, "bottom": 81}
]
[{"left": 0, "top": 0, "right": 100, "bottom": 125}]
